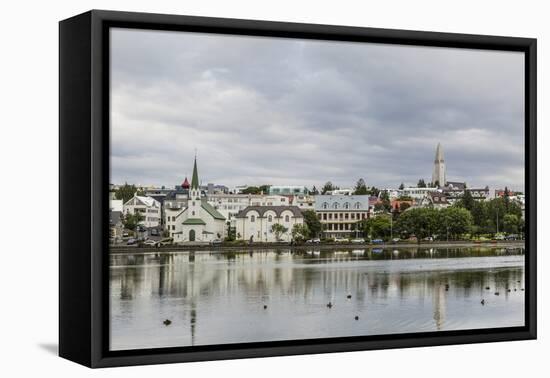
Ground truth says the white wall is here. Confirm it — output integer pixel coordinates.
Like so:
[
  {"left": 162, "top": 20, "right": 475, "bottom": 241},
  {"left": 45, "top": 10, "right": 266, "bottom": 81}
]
[{"left": 2, "top": 1, "right": 546, "bottom": 377}]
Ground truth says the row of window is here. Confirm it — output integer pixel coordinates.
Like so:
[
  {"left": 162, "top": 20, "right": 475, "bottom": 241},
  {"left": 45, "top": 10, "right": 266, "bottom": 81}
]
[
  {"left": 250, "top": 214, "right": 291, "bottom": 223},
  {"left": 318, "top": 212, "right": 367, "bottom": 221},
  {"left": 325, "top": 223, "right": 357, "bottom": 231},
  {"left": 321, "top": 202, "right": 364, "bottom": 210}
]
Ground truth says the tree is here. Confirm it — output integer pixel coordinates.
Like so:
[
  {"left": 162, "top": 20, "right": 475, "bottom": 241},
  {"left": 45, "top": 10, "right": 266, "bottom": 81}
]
[
  {"left": 115, "top": 183, "right": 143, "bottom": 203},
  {"left": 434, "top": 180, "right": 440, "bottom": 188},
  {"left": 363, "top": 215, "right": 392, "bottom": 240},
  {"left": 271, "top": 223, "right": 288, "bottom": 241},
  {"left": 460, "top": 190, "right": 475, "bottom": 212},
  {"left": 395, "top": 207, "right": 439, "bottom": 240},
  {"left": 291, "top": 224, "right": 310, "bottom": 242},
  {"left": 225, "top": 221, "right": 236, "bottom": 241},
  {"left": 437, "top": 207, "right": 473, "bottom": 239},
  {"left": 369, "top": 186, "right": 381, "bottom": 197},
  {"left": 302, "top": 210, "right": 322, "bottom": 238},
  {"left": 354, "top": 178, "right": 369, "bottom": 195},
  {"left": 121, "top": 212, "right": 144, "bottom": 231},
  {"left": 417, "top": 179, "right": 427, "bottom": 188},
  {"left": 503, "top": 214, "right": 520, "bottom": 234},
  {"left": 311, "top": 185, "right": 319, "bottom": 195},
  {"left": 399, "top": 182, "right": 405, "bottom": 190},
  {"left": 321, "top": 181, "right": 336, "bottom": 194}
]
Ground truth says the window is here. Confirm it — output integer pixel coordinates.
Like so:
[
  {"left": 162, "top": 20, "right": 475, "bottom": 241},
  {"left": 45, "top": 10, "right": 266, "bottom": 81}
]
[
  {"left": 285, "top": 215, "right": 290, "bottom": 222},
  {"left": 268, "top": 215, "right": 273, "bottom": 222},
  {"left": 322, "top": 202, "right": 329, "bottom": 209},
  {"left": 355, "top": 202, "right": 361, "bottom": 209},
  {"left": 333, "top": 202, "right": 339, "bottom": 209},
  {"left": 345, "top": 213, "right": 349, "bottom": 220},
  {"left": 328, "top": 213, "right": 333, "bottom": 220},
  {"left": 171, "top": 225, "right": 175, "bottom": 230},
  {"left": 192, "top": 211, "right": 195, "bottom": 216},
  {"left": 344, "top": 202, "right": 350, "bottom": 209},
  {"left": 250, "top": 215, "right": 255, "bottom": 222}
]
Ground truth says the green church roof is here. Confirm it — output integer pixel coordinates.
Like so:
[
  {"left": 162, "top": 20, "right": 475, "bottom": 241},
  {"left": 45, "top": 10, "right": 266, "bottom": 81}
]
[
  {"left": 182, "top": 218, "right": 206, "bottom": 225},
  {"left": 201, "top": 200, "right": 226, "bottom": 220}
]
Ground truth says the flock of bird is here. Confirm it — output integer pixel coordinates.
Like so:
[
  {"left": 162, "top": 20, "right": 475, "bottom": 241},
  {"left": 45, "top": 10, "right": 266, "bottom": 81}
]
[{"left": 161, "top": 281, "right": 524, "bottom": 326}]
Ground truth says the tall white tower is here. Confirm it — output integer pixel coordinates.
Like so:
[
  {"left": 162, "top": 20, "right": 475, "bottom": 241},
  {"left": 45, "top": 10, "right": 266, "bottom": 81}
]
[
  {"left": 187, "top": 156, "right": 202, "bottom": 218},
  {"left": 432, "top": 142, "right": 446, "bottom": 187}
]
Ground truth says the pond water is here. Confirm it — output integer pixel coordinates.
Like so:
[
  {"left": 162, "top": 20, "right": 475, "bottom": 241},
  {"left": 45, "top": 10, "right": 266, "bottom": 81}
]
[{"left": 109, "top": 246, "right": 525, "bottom": 351}]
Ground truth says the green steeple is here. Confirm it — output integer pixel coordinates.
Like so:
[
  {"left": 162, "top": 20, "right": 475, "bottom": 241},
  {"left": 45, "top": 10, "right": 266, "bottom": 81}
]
[{"left": 191, "top": 156, "right": 199, "bottom": 189}]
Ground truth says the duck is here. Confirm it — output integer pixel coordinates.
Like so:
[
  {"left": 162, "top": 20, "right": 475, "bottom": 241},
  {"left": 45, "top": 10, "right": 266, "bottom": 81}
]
[
  {"left": 485, "top": 286, "right": 490, "bottom": 290},
  {"left": 347, "top": 294, "right": 352, "bottom": 299},
  {"left": 327, "top": 302, "right": 333, "bottom": 309},
  {"left": 263, "top": 305, "right": 268, "bottom": 310},
  {"left": 494, "top": 292, "right": 500, "bottom": 296},
  {"left": 354, "top": 316, "right": 359, "bottom": 321},
  {"left": 481, "top": 299, "right": 485, "bottom": 305},
  {"left": 163, "top": 319, "right": 172, "bottom": 326}
]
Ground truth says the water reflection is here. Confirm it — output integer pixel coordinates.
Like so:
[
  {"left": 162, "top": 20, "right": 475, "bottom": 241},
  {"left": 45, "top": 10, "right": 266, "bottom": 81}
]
[{"left": 110, "top": 246, "right": 525, "bottom": 350}]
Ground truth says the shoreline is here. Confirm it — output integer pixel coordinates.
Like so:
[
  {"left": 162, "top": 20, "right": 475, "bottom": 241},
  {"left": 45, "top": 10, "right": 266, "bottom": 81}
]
[{"left": 109, "top": 240, "right": 525, "bottom": 255}]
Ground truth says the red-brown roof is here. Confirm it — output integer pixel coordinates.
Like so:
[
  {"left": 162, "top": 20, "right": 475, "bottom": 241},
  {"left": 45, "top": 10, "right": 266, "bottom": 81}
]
[{"left": 182, "top": 177, "right": 190, "bottom": 189}]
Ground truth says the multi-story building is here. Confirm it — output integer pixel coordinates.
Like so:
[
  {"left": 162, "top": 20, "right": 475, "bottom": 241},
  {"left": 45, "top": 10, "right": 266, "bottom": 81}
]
[
  {"left": 444, "top": 186, "right": 490, "bottom": 204},
  {"left": 123, "top": 195, "right": 162, "bottom": 228},
  {"left": 314, "top": 195, "right": 371, "bottom": 238},
  {"left": 291, "top": 195, "right": 315, "bottom": 211},
  {"left": 235, "top": 206, "right": 304, "bottom": 242},
  {"left": 268, "top": 185, "right": 308, "bottom": 196},
  {"left": 400, "top": 187, "right": 439, "bottom": 200}
]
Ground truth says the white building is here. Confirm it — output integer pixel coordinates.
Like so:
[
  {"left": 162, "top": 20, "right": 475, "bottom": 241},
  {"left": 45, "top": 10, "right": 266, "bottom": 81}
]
[
  {"left": 167, "top": 157, "right": 226, "bottom": 243},
  {"left": 123, "top": 195, "right": 162, "bottom": 228},
  {"left": 326, "top": 188, "right": 354, "bottom": 196},
  {"left": 110, "top": 199, "right": 123, "bottom": 212},
  {"left": 291, "top": 194, "right": 316, "bottom": 210},
  {"left": 268, "top": 185, "right": 308, "bottom": 196},
  {"left": 314, "top": 195, "right": 371, "bottom": 238},
  {"left": 235, "top": 206, "right": 304, "bottom": 242},
  {"left": 400, "top": 187, "right": 439, "bottom": 200}
]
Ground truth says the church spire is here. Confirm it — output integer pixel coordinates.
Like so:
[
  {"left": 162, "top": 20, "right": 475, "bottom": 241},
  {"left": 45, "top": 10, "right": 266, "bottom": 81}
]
[
  {"left": 191, "top": 155, "right": 199, "bottom": 190},
  {"left": 432, "top": 142, "right": 446, "bottom": 187},
  {"left": 434, "top": 142, "right": 444, "bottom": 163}
]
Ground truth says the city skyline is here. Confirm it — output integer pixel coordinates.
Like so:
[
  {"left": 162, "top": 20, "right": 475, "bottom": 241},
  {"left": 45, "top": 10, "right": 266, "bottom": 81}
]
[{"left": 110, "top": 28, "right": 525, "bottom": 191}]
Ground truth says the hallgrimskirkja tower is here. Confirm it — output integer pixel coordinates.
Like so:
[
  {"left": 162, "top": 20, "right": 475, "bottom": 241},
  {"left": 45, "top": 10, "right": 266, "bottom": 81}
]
[{"left": 432, "top": 142, "right": 446, "bottom": 187}]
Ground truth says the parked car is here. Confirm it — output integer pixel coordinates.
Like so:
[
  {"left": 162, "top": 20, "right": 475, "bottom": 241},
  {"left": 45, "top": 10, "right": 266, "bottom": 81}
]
[
  {"left": 126, "top": 238, "right": 137, "bottom": 245},
  {"left": 122, "top": 231, "right": 129, "bottom": 237},
  {"left": 505, "top": 234, "right": 519, "bottom": 241},
  {"left": 391, "top": 238, "right": 401, "bottom": 243},
  {"left": 210, "top": 239, "right": 223, "bottom": 246},
  {"left": 350, "top": 238, "right": 365, "bottom": 244},
  {"left": 371, "top": 239, "right": 384, "bottom": 244},
  {"left": 305, "top": 238, "right": 321, "bottom": 244},
  {"left": 334, "top": 237, "right": 349, "bottom": 243},
  {"left": 143, "top": 239, "right": 158, "bottom": 247},
  {"left": 423, "top": 236, "right": 434, "bottom": 242}
]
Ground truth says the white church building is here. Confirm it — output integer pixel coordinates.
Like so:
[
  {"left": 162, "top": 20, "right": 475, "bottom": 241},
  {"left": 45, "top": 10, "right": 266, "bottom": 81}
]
[{"left": 167, "top": 157, "right": 226, "bottom": 243}]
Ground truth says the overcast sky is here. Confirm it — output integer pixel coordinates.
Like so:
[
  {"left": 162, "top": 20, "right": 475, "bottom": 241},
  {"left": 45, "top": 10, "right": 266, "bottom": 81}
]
[{"left": 110, "top": 28, "right": 525, "bottom": 191}]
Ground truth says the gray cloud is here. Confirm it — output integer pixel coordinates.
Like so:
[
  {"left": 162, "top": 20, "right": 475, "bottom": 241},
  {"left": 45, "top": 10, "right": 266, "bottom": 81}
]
[{"left": 110, "top": 28, "right": 525, "bottom": 191}]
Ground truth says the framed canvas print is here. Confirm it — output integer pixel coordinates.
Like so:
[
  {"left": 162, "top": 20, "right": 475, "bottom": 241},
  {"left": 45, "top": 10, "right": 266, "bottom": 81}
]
[{"left": 59, "top": 10, "right": 537, "bottom": 368}]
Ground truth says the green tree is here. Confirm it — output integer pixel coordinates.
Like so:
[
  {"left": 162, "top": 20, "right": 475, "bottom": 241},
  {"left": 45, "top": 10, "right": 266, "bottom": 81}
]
[
  {"left": 503, "top": 214, "right": 520, "bottom": 234},
  {"left": 395, "top": 207, "right": 439, "bottom": 240},
  {"left": 437, "top": 207, "right": 473, "bottom": 239},
  {"left": 321, "top": 181, "right": 336, "bottom": 194},
  {"left": 271, "top": 223, "right": 288, "bottom": 241},
  {"left": 369, "top": 186, "right": 381, "bottom": 197},
  {"left": 399, "top": 182, "right": 405, "bottom": 190},
  {"left": 363, "top": 215, "right": 392, "bottom": 240},
  {"left": 311, "top": 185, "right": 319, "bottom": 195},
  {"left": 302, "top": 210, "right": 322, "bottom": 238},
  {"left": 115, "top": 183, "right": 143, "bottom": 203},
  {"left": 121, "top": 212, "right": 144, "bottom": 231},
  {"left": 417, "top": 179, "right": 427, "bottom": 188},
  {"left": 291, "top": 223, "right": 310, "bottom": 242},
  {"left": 354, "top": 178, "right": 369, "bottom": 195}
]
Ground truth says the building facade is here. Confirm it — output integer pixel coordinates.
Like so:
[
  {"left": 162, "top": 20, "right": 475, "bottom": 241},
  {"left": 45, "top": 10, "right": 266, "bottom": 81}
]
[
  {"left": 123, "top": 195, "right": 162, "bottom": 228},
  {"left": 314, "top": 195, "right": 371, "bottom": 238},
  {"left": 235, "top": 206, "right": 304, "bottom": 242}
]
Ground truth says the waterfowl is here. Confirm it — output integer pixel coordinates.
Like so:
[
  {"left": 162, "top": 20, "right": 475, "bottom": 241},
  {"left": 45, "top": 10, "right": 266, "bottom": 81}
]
[
  {"left": 354, "top": 316, "right": 359, "bottom": 320},
  {"left": 263, "top": 305, "right": 268, "bottom": 309},
  {"left": 327, "top": 302, "right": 333, "bottom": 309},
  {"left": 347, "top": 294, "right": 352, "bottom": 299},
  {"left": 481, "top": 299, "right": 485, "bottom": 305},
  {"left": 494, "top": 292, "right": 500, "bottom": 296},
  {"left": 163, "top": 319, "right": 172, "bottom": 326}
]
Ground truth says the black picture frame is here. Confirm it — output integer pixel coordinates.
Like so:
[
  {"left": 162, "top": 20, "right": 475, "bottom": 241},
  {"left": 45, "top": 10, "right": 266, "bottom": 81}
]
[{"left": 59, "top": 9, "right": 537, "bottom": 368}]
